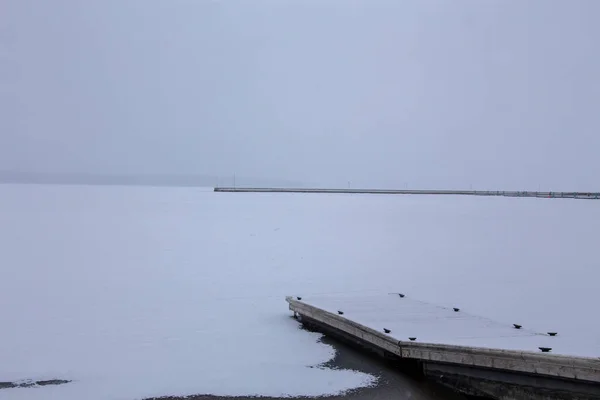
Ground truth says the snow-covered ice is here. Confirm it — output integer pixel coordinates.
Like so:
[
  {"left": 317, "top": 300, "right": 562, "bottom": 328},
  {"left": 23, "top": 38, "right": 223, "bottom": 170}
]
[{"left": 1, "top": 184, "right": 599, "bottom": 399}]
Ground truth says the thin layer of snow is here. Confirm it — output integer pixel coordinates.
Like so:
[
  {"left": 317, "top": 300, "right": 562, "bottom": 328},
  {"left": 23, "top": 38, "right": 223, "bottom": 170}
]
[
  {"left": 303, "top": 293, "right": 597, "bottom": 357},
  {"left": 0, "top": 185, "right": 377, "bottom": 400},
  {"left": 1, "top": 184, "right": 599, "bottom": 399}
]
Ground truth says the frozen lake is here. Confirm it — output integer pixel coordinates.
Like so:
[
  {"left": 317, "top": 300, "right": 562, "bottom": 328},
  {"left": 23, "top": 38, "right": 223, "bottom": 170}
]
[{"left": 1, "top": 184, "right": 598, "bottom": 399}]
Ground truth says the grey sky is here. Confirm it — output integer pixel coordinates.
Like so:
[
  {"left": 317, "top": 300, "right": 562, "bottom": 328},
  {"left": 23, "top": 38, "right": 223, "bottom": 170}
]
[{"left": 2, "top": 0, "right": 599, "bottom": 189}]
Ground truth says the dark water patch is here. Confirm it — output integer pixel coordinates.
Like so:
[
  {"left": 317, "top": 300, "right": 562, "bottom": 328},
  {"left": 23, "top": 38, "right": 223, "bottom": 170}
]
[{"left": 0, "top": 379, "right": 70, "bottom": 389}]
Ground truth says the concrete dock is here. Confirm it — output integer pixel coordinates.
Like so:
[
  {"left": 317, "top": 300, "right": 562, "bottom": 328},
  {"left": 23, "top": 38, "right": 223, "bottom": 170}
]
[
  {"left": 286, "top": 294, "right": 600, "bottom": 400},
  {"left": 215, "top": 187, "right": 600, "bottom": 199}
]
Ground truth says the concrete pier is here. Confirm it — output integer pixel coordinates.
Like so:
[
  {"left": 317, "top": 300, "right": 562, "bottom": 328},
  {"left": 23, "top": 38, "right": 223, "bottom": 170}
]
[
  {"left": 215, "top": 187, "right": 600, "bottom": 199},
  {"left": 286, "top": 294, "right": 600, "bottom": 400}
]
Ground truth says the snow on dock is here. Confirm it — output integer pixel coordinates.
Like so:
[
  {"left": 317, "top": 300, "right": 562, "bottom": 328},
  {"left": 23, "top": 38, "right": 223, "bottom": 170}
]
[
  {"left": 290, "top": 293, "right": 600, "bottom": 357},
  {"left": 287, "top": 293, "right": 600, "bottom": 385}
]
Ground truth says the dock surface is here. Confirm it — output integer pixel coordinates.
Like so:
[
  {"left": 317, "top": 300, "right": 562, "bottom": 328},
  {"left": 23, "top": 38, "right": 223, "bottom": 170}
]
[{"left": 287, "top": 293, "right": 600, "bottom": 399}]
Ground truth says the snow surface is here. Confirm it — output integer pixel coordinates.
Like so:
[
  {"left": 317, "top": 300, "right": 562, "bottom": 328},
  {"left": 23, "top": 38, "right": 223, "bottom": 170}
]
[
  {"left": 1, "top": 184, "right": 599, "bottom": 399},
  {"left": 303, "top": 293, "right": 598, "bottom": 357}
]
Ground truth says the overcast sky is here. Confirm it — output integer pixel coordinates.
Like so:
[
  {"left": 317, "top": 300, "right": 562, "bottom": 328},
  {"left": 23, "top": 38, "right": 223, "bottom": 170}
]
[{"left": 2, "top": 0, "right": 599, "bottom": 189}]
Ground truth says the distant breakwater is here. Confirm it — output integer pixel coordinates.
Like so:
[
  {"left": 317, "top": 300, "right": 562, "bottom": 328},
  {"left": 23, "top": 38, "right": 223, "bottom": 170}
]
[{"left": 214, "top": 187, "right": 600, "bottom": 199}]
